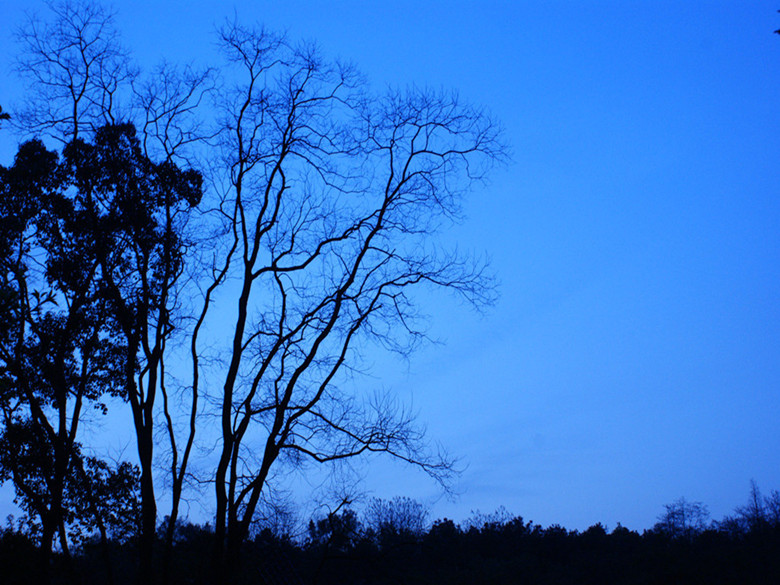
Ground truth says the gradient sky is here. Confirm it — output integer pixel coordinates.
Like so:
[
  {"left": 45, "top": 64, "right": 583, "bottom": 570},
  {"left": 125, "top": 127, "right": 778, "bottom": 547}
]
[{"left": 1, "top": 1, "right": 779, "bottom": 532}]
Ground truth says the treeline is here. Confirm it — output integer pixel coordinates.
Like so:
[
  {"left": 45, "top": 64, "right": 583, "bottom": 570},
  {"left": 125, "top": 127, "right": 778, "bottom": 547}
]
[{"left": 2, "top": 487, "right": 780, "bottom": 584}]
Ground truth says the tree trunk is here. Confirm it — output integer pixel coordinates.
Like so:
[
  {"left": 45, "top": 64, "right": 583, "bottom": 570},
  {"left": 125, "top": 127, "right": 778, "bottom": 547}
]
[{"left": 138, "top": 430, "right": 157, "bottom": 584}]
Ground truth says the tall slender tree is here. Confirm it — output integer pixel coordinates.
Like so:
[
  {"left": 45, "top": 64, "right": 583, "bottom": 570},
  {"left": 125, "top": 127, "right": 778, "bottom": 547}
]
[
  {"left": 64, "top": 122, "right": 202, "bottom": 583},
  {"left": 202, "top": 24, "right": 503, "bottom": 576}
]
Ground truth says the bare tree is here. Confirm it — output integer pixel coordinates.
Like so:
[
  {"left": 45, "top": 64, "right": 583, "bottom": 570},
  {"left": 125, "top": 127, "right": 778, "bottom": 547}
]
[
  {"left": 654, "top": 497, "right": 710, "bottom": 540},
  {"left": 14, "top": 0, "right": 133, "bottom": 143},
  {"left": 735, "top": 479, "right": 768, "bottom": 532},
  {"left": 365, "top": 496, "right": 430, "bottom": 538},
  {"left": 200, "top": 23, "right": 504, "bottom": 574},
  {"left": 133, "top": 62, "right": 215, "bottom": 163},
  {"left": 130, "top": 61, "right": 215, "bottom": 584},
  {"left": 764, "top": 489, "right": 780, "bottom": 527}
]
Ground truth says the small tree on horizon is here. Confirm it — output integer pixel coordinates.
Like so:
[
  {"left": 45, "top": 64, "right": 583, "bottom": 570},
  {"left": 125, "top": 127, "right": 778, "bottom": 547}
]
[{"left": 653, "top": 497, "right": 710, "bottom": 540}]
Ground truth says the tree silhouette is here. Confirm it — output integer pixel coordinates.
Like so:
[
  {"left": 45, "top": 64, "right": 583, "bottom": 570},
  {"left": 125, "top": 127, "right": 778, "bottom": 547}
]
[
  {"left": 12, "top": 5, "right": 209, "bottom": 581},
  {"left": 653, "top": 497, "right": 710, "bottom": 540},
  {"left": 5, "top": 3, "right": 505, "bottom": 582},
  {"left": 0, "top": 136, "right": 130, "bottom": 582},
  {"left": 365, "top": 496, "right": 430, "bottom": 543},
  {"left": 203, "top": 23, "right": 503, "bottom": 576},
  {"left": 14, "top": 0, "right": 133, "bottom": 142},
  {"left": 0, "top": 124, "right": 200, "bottom": 583}
]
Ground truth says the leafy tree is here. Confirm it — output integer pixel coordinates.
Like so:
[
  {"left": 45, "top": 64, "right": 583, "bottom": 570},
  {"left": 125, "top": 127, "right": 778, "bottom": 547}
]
[
  {"left": 67, "top": 456, "right": 141, "bottom": 544},
  {"left": 0, "top": 136, "right": 124, "bottom": 580},
  {"left": 65, "top": 122, "right": 201, "bottom": 582},
  {"left": 308, "top": 508, "right": 362, "bottom": 553},
  {"left": 13, "top": 6, "right": 211, "bottom": 582},
  {"left": 0, "top": 123, "right": 200, "bottom": 583}
]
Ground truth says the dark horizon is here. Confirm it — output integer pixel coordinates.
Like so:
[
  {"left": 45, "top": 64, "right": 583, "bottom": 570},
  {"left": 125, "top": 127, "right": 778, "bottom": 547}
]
[{"left": 1, "top": 0, "right": 779, "bottom": 545}]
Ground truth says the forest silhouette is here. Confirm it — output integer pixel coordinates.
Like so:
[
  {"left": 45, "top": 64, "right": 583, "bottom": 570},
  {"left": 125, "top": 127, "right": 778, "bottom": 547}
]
[{"left": 1, "top": 486, "right": 780, "bottom": 584}]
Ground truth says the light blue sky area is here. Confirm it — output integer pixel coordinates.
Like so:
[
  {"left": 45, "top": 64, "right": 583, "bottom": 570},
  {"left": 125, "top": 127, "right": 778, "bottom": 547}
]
[{"left": 1, "top": 1, "right": 779, "bottom": 531}]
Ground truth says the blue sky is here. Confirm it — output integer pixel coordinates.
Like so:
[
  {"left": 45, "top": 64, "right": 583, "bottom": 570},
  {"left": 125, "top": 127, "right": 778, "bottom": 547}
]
[{"left": 1, "top": 1, "right": 779, "bottom": 532}]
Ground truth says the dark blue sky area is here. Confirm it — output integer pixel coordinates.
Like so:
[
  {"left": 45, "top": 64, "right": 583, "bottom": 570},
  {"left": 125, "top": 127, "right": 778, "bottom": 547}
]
[{"left": 1, "top": 1, "right": 779, "bottom": 531}]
